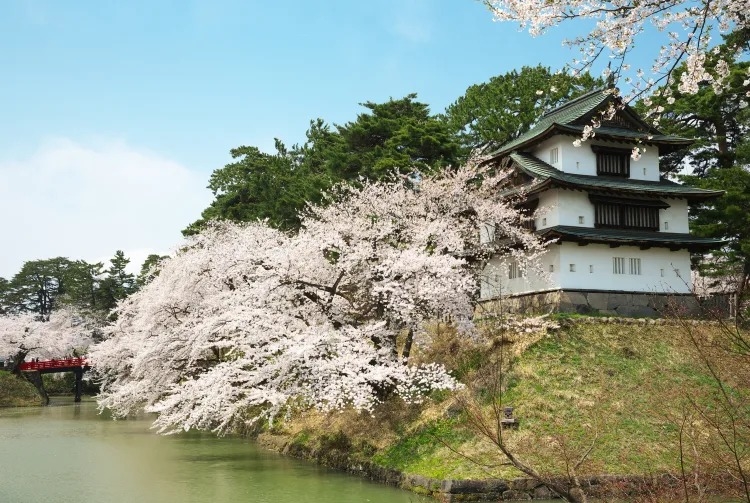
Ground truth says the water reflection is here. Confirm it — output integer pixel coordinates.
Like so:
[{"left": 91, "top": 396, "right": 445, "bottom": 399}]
[{"left": 0, "top": 400, "right": 423, "bottom": 503}]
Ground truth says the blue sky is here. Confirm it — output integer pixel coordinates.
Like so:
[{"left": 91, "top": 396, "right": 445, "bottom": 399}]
[{"left": 0, "top": 0, "right": 645, "bottom": 278}]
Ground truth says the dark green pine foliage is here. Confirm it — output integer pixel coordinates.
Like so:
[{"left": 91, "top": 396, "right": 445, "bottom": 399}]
[
  {"left": 98, "top": 251, "right": 137, "bottom": 313},
  {"left": 184, "top": 94, "right": 459, "bottom": 235},
  {"left": 646, "top": 45, "right": 750, "bottom": 175},
  {"left": 137, "top": 253, "right": 169, "bottom": 286},
  {"left": 0, "top": 277, "right": 11, "bottom": 315},
  {"left": 328, "top": 94, "right": 460, "bottom": 181},
  {"left": 0, "top": 255, "right": 140, "bottom": 317},
  {"left": 4, "top": 258, "right": 75, "bottom": 316},
  {"left": 63, "top": 260, "right": 105, "bottom": 313},
  {"left": 444, "top": 65, "right": 605, "bottom": 156},
  {"left": 183, "top": 139, "right": 331, "bottom": 235},
  {"left": 648, "top": 34, "right": 750, "bottom": 311},
  {"left": 685, "top": 167, "right": 750, "bottom": 278}
]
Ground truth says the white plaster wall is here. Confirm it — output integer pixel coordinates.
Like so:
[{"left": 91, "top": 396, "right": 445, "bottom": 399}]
[
  {"left": 534, "top": 189, "right": 689, "bottom": 234},
  {"left": 557, "top": 242, "right": 692, "bottom": 293},
  {"left": 530, "top": 137, "right": 566, "bottom": 170},
  {"left": 557, "top": 190, "right": 595, "bottom": 227},
  {"left": 480, "top": 247, "right": 561, "bottom": 298},
  {"left": 557, "top": 136, "right": 660, "bottom": 181},
  {"left": 535, "top": 189, "right": 559, "bottom": 229},
  {"left": 480, "top": 242, "right": 694, "bottom": 298},
  {"left": 660, "top": 198, "right": 689, "bottom": 233},
  {"left": 628, "top": 146, "right": 661, "bottom": 181},
  {"left": 541, "top": 191, "right": 687, "bottom": 231},
  {"left": 558, "top": 138, "right": 595, "bottom": 176}
]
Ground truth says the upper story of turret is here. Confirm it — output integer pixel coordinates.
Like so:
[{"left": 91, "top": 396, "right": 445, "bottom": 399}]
[
  {"left": 479, "top": 87, "right": 724, "bottom": 251},
  {"left": 485, "top": 87, "right": 694, "bottom": 179}
]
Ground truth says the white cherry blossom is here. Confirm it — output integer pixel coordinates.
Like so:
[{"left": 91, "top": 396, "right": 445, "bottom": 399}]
[
  {"left": 91, "top": 163, "right": 547, "bottom": 434},
  {"left": 483, "top": 0, "right": 749, "bottom": 102},
  {"left": 0, "top": 308, "right": 95, "bottom": 366}
]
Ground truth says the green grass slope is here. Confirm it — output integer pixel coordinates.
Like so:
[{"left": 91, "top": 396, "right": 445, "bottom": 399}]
[
  {"left": 262, "top": 319, "right": 748, "bottom": 496},
  {"left": 0, "top": 371, "right": 42, "bottom": 407}
]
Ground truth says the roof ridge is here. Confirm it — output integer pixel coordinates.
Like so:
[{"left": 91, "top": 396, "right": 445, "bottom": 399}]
[{"left": 539, "top": 86, "right": 609, "bottom": 120}]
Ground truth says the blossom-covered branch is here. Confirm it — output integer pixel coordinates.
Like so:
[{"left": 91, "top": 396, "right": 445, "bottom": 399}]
[
  {"left": 483, "top": 0, "right": 749, "bottom": 102},
  {"left": 0, "top": 308, "right": 96, "bottom": 372},
  {"left": 91, "top": 163, "right": 547, "bottom": 434}
]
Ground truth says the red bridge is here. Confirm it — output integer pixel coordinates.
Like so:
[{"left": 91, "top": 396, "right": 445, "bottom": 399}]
[
  {"left": 18, "top": 357, "right": 90, "bottom": 403},
  {"left": 19, "top": 357, "right": 88, "bottom": 372}
]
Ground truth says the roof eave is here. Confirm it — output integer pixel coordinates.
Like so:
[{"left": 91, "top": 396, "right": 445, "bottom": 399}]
[
  {"left": 510, "top": 152, "right": 724, "bottom": 202},
  {"left": 539, "top": 228, "right": 726, "bottom": 252},
  {"left": 527, "top": 177, "right": 723, "bottom": 202},
  {"left": 485, "top": 124, "right": 570, "bottom": 162},
  {"left": 553, "top": 124, "right": 694, "bottom": 151}
]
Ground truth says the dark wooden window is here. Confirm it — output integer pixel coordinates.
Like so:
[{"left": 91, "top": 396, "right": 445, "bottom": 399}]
[
  {"left": 518, "top": 199, "right": 538, "bottom": 232},
  {"left": 591, "top": 145, "right": 631, "bottom": 177},
  {"left": 590, "top": 196, "right": 668, "bottom": 231}
]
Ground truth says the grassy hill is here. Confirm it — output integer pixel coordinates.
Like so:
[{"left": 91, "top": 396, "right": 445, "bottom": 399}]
[
  {"left": 0, "top": 371, "right": 42, "bottom": 407},
  {"left": 259, "top": 317, "right": 749, "bottom": 501}
]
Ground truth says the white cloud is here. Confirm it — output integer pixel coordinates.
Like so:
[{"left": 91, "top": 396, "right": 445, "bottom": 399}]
[{"left": 0, "top": 138, "right": 211, "bottom": 278}]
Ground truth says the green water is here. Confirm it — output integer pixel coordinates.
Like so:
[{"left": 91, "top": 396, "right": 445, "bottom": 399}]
[{"left": 0, "top": 399, "right": 422, "bottom": 503}]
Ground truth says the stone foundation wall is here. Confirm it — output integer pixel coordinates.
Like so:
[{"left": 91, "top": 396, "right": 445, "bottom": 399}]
[
  {"left": 257, "top": 432, "right": 738, "bottom": 501},
  {"left": 478, "top": 290, "right": 728, "bottom": 318}
]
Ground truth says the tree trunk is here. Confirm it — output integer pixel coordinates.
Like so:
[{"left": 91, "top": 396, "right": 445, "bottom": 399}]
[
  {"left": 402, "top": 328, "right": 414, "bottom": 362},
  {"left": 715, "top": 121, "right": 732, "bottom": 169},
  {"left": 9, "top": 349, "right": 29, "bottom": 376}
]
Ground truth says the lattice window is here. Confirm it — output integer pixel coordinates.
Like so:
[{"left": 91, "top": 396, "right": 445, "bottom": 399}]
[
  {"left": 629, "top": 258, "right": 641, "bottom": 275},
  {"left": 509, "top": 262, "right": 523, "bottom": 279},
  {"left": 613, "top": 257, "right": 626, "bottom": 274},
  {"left": 517, "top": 199, "right": 538, "bottom": 232},
  {"left": 623, "top": 206, "right": 659, "bottom": 230},
  {"left": 614, "top": 257, "right": 642, "bottom": 275},
  {"left": 550, "top": 147, "right": 559, "bottom": 164},
  {"left": 591, "top": 196, "right": 666, "bottom": 231},
  {"left": 596, "top": 203, "right": 621, "bottom": 227},
  {"left": 591, "top": 145, "right": 630, "bottom": 177}
]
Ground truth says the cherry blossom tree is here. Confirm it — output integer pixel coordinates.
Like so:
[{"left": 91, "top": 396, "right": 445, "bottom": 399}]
[
  {"left": 0, "top": 308, "right": 96, "bottom": 373},
  {"left": 91, "top": 163, "right": 547, "bottom": 435},
  {"left": 482, "top": 0, "right": 750, "bottom": 102}
]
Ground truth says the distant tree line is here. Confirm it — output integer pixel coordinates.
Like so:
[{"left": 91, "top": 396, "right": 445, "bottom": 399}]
[{"left": 0, "top": 251, "right": 167, "bottom": 320}]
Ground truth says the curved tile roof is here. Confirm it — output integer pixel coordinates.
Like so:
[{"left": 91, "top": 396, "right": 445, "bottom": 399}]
[
  {"left": 510, "top": 152, "right": 723, "bottom": 201},
  {"left": 539, "top": 225, "right": 725, "bottom": 251},
  {"left": 487, "top": 88, "right": 692, "bottom": 158}
]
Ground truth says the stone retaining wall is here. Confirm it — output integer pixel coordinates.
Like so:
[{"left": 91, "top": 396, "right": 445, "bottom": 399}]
[
  {"left": 256, "top": 433, "right": 720, "bottom": 501},
  {"left": 480, "top": 290, "right": 728, "bottom": 318}
]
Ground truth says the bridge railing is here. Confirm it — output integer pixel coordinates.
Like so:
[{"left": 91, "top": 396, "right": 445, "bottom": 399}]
[{"left": 18, "top": 358, "right": 87, "bottom": 372}]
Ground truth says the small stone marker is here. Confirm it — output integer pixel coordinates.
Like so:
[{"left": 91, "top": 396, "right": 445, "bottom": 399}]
[{"left": 501, "top": 406, "right": 519, "bottom": 429}]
